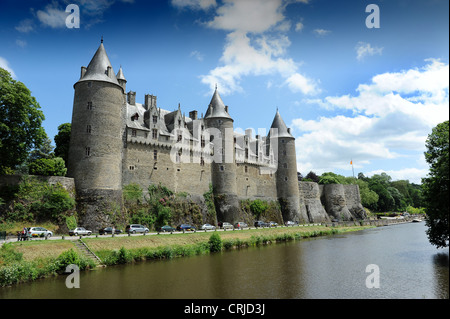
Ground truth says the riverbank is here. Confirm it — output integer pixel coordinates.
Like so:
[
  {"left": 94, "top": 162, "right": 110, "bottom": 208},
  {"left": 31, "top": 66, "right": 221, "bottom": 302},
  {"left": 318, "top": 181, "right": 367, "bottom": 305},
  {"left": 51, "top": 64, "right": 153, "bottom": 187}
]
[{"left": 0, "top": 224, "right": 373, "bottom": 287}]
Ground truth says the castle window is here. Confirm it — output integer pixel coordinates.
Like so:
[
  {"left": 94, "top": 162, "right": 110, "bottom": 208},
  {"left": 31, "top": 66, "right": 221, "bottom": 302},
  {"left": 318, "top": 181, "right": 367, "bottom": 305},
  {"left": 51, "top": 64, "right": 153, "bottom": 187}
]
[
  {"left": 131, "top": 113, "right": 139, "bottom": 121},
  {"left": 245, "top": 165, "right": 248, "bottom": 173},
  {"left": 245, "top": 149, "right": 249, "bottom": 159},
  {"left": 201, "top": 137, "right": 205, "bottom": 148},
  {"left": 200, "top": 156, "right": 205, "bottom": 166},
  {"left": 178, "top": 119, "right": 181, "bottom": 127},
  {"left": 152, "top": 129, "right": 158, "bottom": 139},
  {"left": 153, "top": 149, "right": 158, "bottom": 160},
  {"left": 85, "top": 147, "right": 90, "bottom": 157},
  {"left": 87, "top": 101, "right": 93, "bottom": 110},
  {"left": 87, "top": 82, "right": 92, "bottom": 88},
  {"left": 177, "top": 133, "right": 182, "bottom": 142},
  {"left": 152, "top": 115, "right": 157, "bottom": 124},
  {"left": 220, "top": 165, "right": 224, "bottom": 171},
  {"left": 86, "top": 125, "right": 91, "bottom": 134},
  {"left": 131, "top": 129, "right": 137, "bottom": 137},
  {"left": 201, "top": 125, "right": 204, "bottom": 131},
  {"left": 129, "top": 165, "right": 135, "bottom": 171},
  {"left": 284, "top": 176, "right": 288, "bottom": 181},
  {"left": 176, "top": 150, "right": 182, "bottom": 163},
  {"left": 281, "top": 139, "right": 285, "bottom": 143}
]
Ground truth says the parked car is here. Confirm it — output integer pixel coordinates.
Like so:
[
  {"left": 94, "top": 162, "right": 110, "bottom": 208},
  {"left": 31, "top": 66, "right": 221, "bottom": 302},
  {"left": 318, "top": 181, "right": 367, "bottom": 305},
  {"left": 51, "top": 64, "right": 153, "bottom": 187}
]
[
  {"left": 69, "top": 227, "right": 92, "bottom": 236},
  {"left": 285, "top": 221, "right": 298, "bottom": 226},
  {"left": 99, "top": 227, "right": 122, "bottom": 235},
  {"left": 159, "top": 225, "right": 176, "bottom": 232},
  {"left": 201, "top": 224, "right": 216, "bottom": 230},
  {"left": 222, "top": 222, "right": 234, "bottom": 230},
  {"left": 126, "top": 224, "right": 149, "bottom": 234},
  {"left": 234, "top": 222, "right": 248, "bottom": 229},
  {"left": 177, "top": 224, "right": 196, "bottom": 231},
  {"left": 268, "top": 221, "right": 278, "bottom": 227},
  {"left": 254, "top": 220, "right": 269, "bottom": 228},
  {"left": 28, "top": 227, "right": 53, "bottom": 238}
]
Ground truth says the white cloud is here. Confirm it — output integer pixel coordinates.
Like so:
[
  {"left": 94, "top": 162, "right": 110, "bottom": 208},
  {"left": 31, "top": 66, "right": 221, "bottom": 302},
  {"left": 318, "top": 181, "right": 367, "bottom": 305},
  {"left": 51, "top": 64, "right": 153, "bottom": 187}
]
[
  {"left": 285, "top": 73, "right": 321, "bottom": 95},
  {"left": 196, "top": 0, "right": 318, "bottom": 95},
  {"left": 295, "top": 22, "right": 304, "bottom": 32},
  {"left": 313, "top": 28, "right": 331, "bottom": 36},
  {"left": 355, "top": 42, "right": 383, "bottom": 61},
  {"left": 0, "top": 57, "right": 17, "bottom": 79},
  {"left": 36, "top": 3, "right": 67, "bottom": 28},
  {"left": 171, "top": 0, "right": 217, "bottom": 10},
  {"left": 15, "top": 19, "right": 34, "bottom": 33},
  {"left": 291, "top": 59, "right": 449, "bottom": 180},
  {"left": 190, "top": 50, "right": 205, "bottom": 61}
]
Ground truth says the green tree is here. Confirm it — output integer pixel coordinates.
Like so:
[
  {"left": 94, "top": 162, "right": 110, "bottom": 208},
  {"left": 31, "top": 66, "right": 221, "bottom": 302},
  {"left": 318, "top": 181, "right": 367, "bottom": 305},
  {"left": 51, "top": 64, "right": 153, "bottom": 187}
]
[
  {"left": 54, "top": 123, "right": 71, "bottom": 165},
  {"left": 422, "top": 121, "right": 449, "bottom": 248},
  {"left": 0, "top": 68, "right": 47, "bottom": 174}
]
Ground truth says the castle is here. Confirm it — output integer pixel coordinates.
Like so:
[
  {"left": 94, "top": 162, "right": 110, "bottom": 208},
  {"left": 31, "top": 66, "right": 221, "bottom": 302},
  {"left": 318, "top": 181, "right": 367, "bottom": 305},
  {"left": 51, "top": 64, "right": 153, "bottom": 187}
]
[{"left": 67, "top": 40, "right": 366, "bottom": 229}]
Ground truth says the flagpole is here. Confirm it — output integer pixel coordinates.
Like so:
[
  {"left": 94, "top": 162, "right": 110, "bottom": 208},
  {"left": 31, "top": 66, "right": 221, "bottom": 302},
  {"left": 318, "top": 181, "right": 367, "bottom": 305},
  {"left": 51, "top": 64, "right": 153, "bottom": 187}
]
[{"left": 351, "top": 159, "right": 355, "bottom": 179}]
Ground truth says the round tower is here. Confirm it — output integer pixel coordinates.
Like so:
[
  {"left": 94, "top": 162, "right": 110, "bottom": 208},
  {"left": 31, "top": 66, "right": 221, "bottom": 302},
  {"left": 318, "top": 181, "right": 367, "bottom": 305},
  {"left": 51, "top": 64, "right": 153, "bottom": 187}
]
[
  {"left": 269, "top": 110, "right": 306, "bottom": 223},
  {"left": 204, "top": 87, "right": 240, "bottom": 223},
  {"left": 67, "top": 40, "right": 125, "bottom": 229}
]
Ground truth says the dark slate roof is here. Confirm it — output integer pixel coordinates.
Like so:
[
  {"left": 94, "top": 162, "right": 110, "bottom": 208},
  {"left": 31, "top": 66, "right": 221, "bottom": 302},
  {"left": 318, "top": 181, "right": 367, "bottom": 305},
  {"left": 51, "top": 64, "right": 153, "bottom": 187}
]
[
  {"left": 116, "top": 66, "right": 126, "bottom": 81},
  {"left": 268, "top": 110, "right": 294, "bottom": 138},
  {"left": 76, "top": 42, "right": 120, "bottom": 86},
  {"left": 204, "top": 88, "right": 232, "bottom": 120}
]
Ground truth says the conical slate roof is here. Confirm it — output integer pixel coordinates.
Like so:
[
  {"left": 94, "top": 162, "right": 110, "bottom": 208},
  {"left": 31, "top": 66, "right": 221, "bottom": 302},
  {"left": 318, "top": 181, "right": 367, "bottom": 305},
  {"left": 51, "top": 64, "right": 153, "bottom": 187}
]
[
  {"left": 204, "top": 87, "right": 232, "bottom": 120},
  {"left": 116, "top": 66, "right": 126, "bottom": 81},
  {"left": 268, "top": 110, "right": 294, "bottom": 138},
  {"left": 76, "top": 41, "right": 119, "bottom": 86}
]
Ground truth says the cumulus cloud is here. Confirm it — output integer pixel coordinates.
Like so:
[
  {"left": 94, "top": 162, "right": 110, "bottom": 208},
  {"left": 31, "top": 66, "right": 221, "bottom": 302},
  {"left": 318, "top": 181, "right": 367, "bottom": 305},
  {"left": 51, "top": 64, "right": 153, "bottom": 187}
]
[
  {"left": 355, "top": 41, "right": 383, "bottom": 61},
  {"left": 291, "top": 59, "right": 449, "bottom": 182},
  {"left": 36, "top": 2, "right": 67, "bottom": 28},
  {"left": 189, "top": 0, "right": 319, "bottom": 95}
]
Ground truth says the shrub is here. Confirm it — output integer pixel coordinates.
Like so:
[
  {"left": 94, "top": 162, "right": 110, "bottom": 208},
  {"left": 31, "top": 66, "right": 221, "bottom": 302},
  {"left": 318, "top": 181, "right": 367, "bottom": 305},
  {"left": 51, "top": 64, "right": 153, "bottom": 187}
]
[
  {"left": 28, "top": 157, "right": 67, "bottom": 176},
  {"left": 208, "top": 232, "right": 223, "bottom": 253}
]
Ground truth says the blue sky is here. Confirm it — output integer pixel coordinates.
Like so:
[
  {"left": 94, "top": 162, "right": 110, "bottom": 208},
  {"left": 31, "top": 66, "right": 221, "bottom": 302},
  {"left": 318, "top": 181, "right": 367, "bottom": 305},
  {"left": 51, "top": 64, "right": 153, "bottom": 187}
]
[{"left": 0, "top": 0, "right": 448, "bottom": 183}]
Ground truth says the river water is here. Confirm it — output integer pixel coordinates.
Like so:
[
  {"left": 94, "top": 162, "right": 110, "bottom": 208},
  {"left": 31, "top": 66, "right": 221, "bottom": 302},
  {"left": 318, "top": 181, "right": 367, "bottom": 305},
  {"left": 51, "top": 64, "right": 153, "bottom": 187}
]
[{"left": 0, "top": 222, "right": 448, "bottom": 299}]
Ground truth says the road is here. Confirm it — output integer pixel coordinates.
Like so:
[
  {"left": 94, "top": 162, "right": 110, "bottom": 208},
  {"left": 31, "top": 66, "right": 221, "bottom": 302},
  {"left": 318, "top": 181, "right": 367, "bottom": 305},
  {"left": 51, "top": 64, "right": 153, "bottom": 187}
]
[{"left": 1, "top": 224, "right": 308, "bottom": 246}]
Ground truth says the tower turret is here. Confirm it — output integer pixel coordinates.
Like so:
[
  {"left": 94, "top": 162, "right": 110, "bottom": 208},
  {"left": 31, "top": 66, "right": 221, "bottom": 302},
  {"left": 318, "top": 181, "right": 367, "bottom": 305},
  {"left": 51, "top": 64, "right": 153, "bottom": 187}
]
[
  {"left": 269, "top": 110, "right": 306, "bottom": 223},
  {"left": 67, "top": 40, "right": 125, "bottom": 229},
  {"left": 204, "top": 87, "right": 240, "bottom": 223}
]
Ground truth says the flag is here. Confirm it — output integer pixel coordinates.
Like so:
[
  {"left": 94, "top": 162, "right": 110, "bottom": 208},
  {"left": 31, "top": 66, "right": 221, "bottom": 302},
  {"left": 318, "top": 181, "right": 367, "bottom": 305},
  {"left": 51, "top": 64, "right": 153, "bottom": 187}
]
[{"left": 350, "top": 160, "right": 352, "bottom": 165}]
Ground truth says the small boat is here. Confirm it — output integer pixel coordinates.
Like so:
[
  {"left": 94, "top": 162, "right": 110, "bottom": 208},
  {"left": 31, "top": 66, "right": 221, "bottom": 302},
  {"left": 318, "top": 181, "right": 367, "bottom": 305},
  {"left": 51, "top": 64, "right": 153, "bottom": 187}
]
[{"left": 412, "top": 218, "right": 422, "bottom": 223}]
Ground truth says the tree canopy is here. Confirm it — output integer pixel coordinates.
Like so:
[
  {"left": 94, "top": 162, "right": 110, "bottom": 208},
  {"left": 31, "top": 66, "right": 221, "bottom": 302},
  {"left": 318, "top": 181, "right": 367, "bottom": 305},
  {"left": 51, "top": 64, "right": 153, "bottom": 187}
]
[
  {"left": 422, "top": 121, "right": 449, "bottom": 248},
  {"left": 0, "top": 68, "right": 47, "bottom": 174}
]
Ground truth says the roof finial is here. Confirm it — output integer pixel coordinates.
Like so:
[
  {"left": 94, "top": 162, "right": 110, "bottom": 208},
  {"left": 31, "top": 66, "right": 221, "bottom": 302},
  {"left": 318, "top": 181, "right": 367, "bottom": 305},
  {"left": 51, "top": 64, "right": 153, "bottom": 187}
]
[
  {"left": 101, "top": 36, "right": 103, "bottom": 43},
  {"left": 215, "top": 83, "right": 217, "bottom": 90}
]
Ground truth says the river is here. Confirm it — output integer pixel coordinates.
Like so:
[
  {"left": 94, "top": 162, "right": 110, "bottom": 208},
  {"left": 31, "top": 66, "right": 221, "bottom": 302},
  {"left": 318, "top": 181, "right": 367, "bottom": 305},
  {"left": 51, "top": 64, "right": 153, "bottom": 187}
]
[{"left": 0, "top": 222, "right": 448, "bottom": 299}]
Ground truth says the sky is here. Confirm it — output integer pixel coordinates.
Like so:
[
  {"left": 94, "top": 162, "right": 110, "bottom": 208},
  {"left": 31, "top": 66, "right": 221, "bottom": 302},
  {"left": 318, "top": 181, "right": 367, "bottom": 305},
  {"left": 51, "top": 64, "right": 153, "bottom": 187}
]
[{"left": 0, "top": 0, "right": 448, "bottom": 184}]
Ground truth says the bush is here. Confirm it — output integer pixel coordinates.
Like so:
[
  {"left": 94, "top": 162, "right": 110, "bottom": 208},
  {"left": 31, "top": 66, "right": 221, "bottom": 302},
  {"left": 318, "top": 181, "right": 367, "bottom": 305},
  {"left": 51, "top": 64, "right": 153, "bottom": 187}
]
[
  {"left": 208, "top": 232, "right": 223, "bottom": 253},
  {"left": 28, "top": 157, "right": 67, "bottom": 176}
]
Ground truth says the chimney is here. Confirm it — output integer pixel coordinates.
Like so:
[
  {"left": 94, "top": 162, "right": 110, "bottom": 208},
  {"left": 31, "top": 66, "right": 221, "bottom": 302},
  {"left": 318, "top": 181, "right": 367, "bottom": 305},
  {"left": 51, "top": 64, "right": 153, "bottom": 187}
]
[
  {"left": 145, "top": 94, "right": 157, "bottom": 110},
  {"left": 225, "top": 105, "right": 229, "bottom": 113},
  {"left": 80, "top": 66, "right": 87, "bottom": 79},
  {"left": 127, "top": 91, "right": 136, "bottom": 105},
  {"left": 189, "top": 110, "right": 198, "bottom": 120}
]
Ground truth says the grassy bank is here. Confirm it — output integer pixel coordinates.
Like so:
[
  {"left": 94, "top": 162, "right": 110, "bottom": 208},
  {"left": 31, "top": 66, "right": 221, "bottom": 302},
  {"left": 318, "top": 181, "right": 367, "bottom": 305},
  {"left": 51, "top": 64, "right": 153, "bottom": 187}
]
[{"left": 0, "top": 225, "right": 373, "bottom": 287}]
